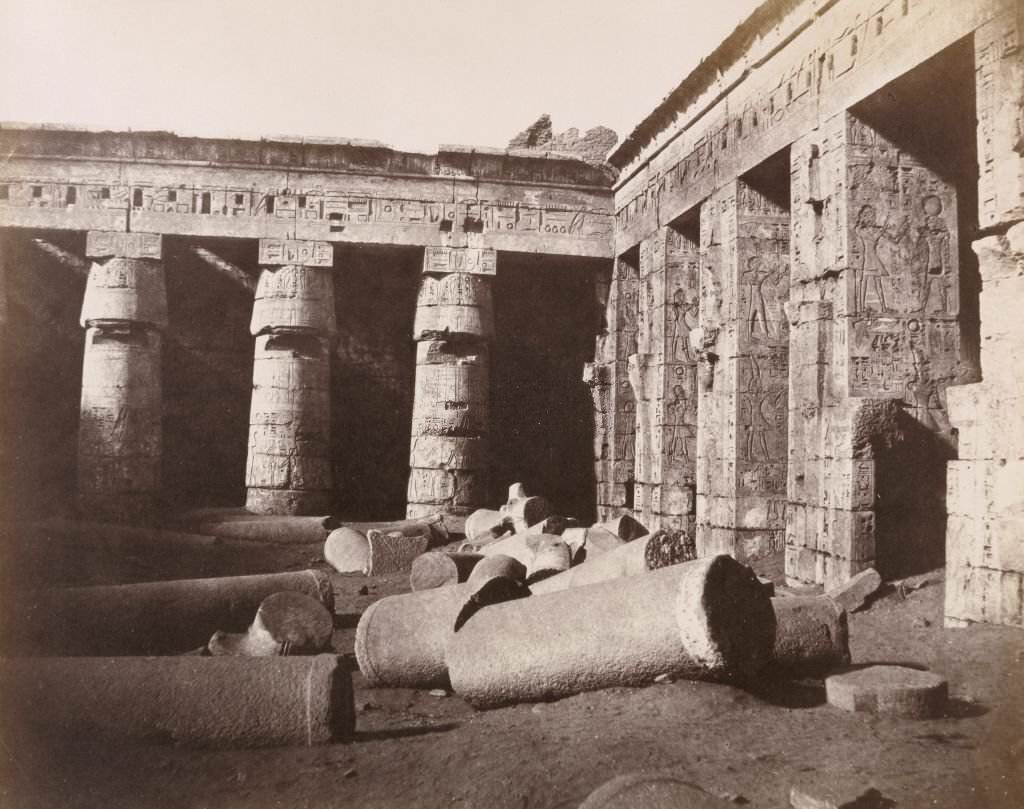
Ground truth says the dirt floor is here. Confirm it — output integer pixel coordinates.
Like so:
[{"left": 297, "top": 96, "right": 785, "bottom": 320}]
[{"left": 1, "top": 525, "right": 1022, "bottom": 809}]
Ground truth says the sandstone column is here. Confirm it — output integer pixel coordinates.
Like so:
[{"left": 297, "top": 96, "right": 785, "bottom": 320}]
[
  {"left": 945, "top": 6, "right": 1024, "bottom": 628},
  {"left": 78, "top": 231, "right": 166, "bottom": 521},
  {"left": 786, "top": 110, "right": 974, "bottom": 589},
  {"left": 406, "top": 246, "right": 495, "bottom": 518},
  {"left": 696, "top": 181, "right": 790, "bottom": 561},
  {"left": 246, "top": 239, "right": 335, "bottom": 515},
  {"left": 631, "top": 225, "right": 700, "bottom": 533},
  {"left": 587, "top": 254, "right": 638, "bottom": 521}
]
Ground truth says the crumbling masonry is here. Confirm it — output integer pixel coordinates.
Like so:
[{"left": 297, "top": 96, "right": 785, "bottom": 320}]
[{"left": 0, "top": 0, "right": 1021, "bottom": 628}]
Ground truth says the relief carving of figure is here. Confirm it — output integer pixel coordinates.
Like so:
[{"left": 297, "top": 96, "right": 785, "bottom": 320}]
[
  {"left": 916, "top": 195, "right": 952, "bottom": 314},
  {"left": 742, "top": 254, "right": 785, "bottom": 343},
  {"left": 668, "top": 289, "right": 699, "bottom": 361},
  {"left": 853, "top": 204, "right": 908, "bottom": 315}
]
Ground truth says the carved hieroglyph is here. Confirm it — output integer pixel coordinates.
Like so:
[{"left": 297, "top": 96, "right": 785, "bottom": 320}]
[
  {"left": 246, "top": 245, "right": 336, "bottom": 515},
  {"left": 630, "top": 226, "right": 700, "bottom": 532},
  {"left": 786, "top": 110, "right": 974, "bottom": 589},
  {"left": 696, "top": 181, "right": 790, "bottom": 562},
  {"left": 407, "top": 248, "right": 495, "bottom": 517},
  {"left": 78, "top": 237, "right": 167, "bottom": 521},
  {"left": 589, "top": 255, "right": 638, "bottom": 521}
]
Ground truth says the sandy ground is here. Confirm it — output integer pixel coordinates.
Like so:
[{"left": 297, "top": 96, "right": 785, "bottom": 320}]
[{"left": 1, "top": 529, "right": 1022, "bottom": 809}]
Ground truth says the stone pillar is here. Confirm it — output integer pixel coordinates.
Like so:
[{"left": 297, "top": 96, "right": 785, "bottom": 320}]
[
  {"left": 786, "top": 109, "right": 973, "bottom": 589},
  {"left": 696, "top": 181, "right": 790, "bottom": 562},
  {"left": 631, "top": 226, "right": 699, "bottom": 533},
  {"left": 246, "top": 239, "right": 335, "bottom": 515},
  {"left": 406, "top": 246, "right": 495, "bottom": 518},
  {"left": 78, "top": 231, "right": 166, "bottom": 521},
  {"left": 945, "top": 5, "right": 1024, "bottom": 628},
  {"left": 587, "top": 254, "right": 638, "bottom": 521}
]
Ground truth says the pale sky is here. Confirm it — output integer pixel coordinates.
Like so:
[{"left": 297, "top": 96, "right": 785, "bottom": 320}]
[{"left": 0, "top": 0, "right": 761, "bottom": 153}]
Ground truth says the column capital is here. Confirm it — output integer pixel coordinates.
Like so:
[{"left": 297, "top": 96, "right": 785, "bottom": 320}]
[
  {"left": 258, "top": 238, "right": 333, "bottom": 267},
  {"left": 423, "top": 246, "right": 496, "bottom": 276},
  {"left": 86, "top": 231, "right": 162, "bottom": 260}
]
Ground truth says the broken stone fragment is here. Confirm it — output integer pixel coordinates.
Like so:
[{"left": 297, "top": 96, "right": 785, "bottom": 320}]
[
  {"left": 446, "top": 555, "right": 775, "bottom": 708},
  {"left": 12, "top": 569, "right": 334, "bottom": 656},
  {"left": 530, "top": 529, "right": 692, "bottom": 596},
  {"left": 464, "top": 508, "right": 506, "bottom": 541},
  {"left": 825, "top": 665, "right": 948, "bottom": 718},
  {"left": 0, "top": 655, "right": 353, "bottom": 748},
  {"left": 578, "top": 772, "right": 736, "bottom": 809},
  {"left": 790, "top": 784, "right": 893, "bottom": 809},
  {"left": 563, "top": 525, "right": 628, "bottom": 564},
  {"left": 526, "top": 537, "right": 572, "bottom": 583},
  {"left": 324, "top": 524, "right": 431, "bottom": 576},
  {"left": 826, "top": 568, "right": 882, "bottom": 613},
  {"left": 599, "top": 514, "right": 649, "bottom": 541},
  {"left": 355, "top": 575, "right": 526, "bottom": 688},
  {"left": 208, "top": 591, "right": 334, "bottom": 656},
  {"left": 770, "top": 596, "right": 850, "bottom": 676},
  {"left": 499, "top": 483, "right": 554, "bottom": 532},
  {"left": 409, "top": 551, "right": 484, "bottom": 591},
  {"left": 467, "top": 554, "right": 527, "bottom": 586}
]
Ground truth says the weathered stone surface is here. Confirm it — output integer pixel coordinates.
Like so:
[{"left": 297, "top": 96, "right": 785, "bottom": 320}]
[
  {"left": 790, "top": 784, "right": 893, "bottom": 809},
  {"left": 464, "top": 508, "right": 506, "bottom": 541},
  {"left": 826, "top": 568, "right": 882, "bottom": 613},
  {"left": 467, "top": 554, "right": 527, "bottom": 585},
  {"left": 526, "top": 537, "right": 571, "bottom": 583},
  {"left": 324, "top": 525, "right": 431, "bottom": 576},
  {"left": 410, "top": 551, "right": 483, "bottom": 591},
  {"left": 579, "top": 772, "right": 735, "bottom": 809},
  {"left": 12, "top": 570, "right": 334, "bottom": 656},
  {"left": 208, "top": 591, "right": 334, "bottom": 656},
  {"left": 825, "top": 665, "right": 948, "bottom": 718},
  {"left": 770, "top": 596, "right": 850, "bottom": 675},
  {"left": 447, "top": 555, "right": 775, "bottom": 707},
  {"left": 1, "top": 655, "right": 353, "bottom": 747}
]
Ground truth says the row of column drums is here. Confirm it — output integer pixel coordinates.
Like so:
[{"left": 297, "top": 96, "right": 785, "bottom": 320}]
[{"left": 76, "top": 243, "right": 496, "bottom": 520}]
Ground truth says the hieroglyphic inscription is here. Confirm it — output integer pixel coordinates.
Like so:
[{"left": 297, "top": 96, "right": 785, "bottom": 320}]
[
  {"left": 423, "top": 246, "right": 497, "bottom": 275},
  {"left": 85, "top": 231, "right": 162, "bottom": 260},
  {"left": 258, "top": 239, "right": 333, "bottom": 267}
]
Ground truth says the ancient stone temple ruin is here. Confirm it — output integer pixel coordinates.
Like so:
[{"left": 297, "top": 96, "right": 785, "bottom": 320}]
[{"left": 1, "top": 0, "right": 1021, "bottom": 644}]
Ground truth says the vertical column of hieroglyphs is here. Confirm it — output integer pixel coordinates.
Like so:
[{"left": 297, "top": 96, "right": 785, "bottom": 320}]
[
  {"left": 246, "top": 239, "right": 336, "bottom": 515},
  {"left": 946, "top": 5, "right": 1024, "bottom": 628},
  {"left": 697, "top": 182, "right": 790, "bottom": 561},
  {"left": 78, "top": 231, "right": 166, "bottom": 521},
  {"left": 631, "top": 226, "right": 700, "bottom": 533},
  {"left": 407, "top": 246, "right": 495, "bottom": 518},
  {"left": 588, "top": 254, "right": 638, "bottom": 521}
]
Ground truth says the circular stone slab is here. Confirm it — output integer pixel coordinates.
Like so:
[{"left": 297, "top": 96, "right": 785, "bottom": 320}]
[
  {"left": 578, "top": 773, "right": 734, "bottom": 809},
  {"left": 825, "top": 665, "right": 948, "bottom": 719}
]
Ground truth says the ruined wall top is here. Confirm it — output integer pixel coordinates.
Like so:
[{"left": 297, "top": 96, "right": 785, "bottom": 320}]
[{"left": 0, "top": 124, "right": 616, "bottom": 190}]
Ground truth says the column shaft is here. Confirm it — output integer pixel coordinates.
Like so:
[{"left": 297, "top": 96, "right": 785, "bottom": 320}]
[
  {"left": 78, "top": 238, "right": 166, "bottom": 521},
  {"left": 407, "top": 247, "right": 494, "bottom": 518},
  {"left": 246, "top": 242, "right": 335, "bottom": 515}
]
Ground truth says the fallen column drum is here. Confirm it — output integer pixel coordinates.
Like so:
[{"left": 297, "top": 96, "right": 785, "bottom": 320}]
[
  {"left": 446, "top": 555, "right": 775, "bottom": 707},
  {"left": 0, "top": 654, "right": 353, "bottom": 748}
]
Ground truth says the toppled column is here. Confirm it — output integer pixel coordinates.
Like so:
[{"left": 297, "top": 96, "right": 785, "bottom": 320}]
[
  {"left": 786, "top": 111, "right": 974, "bottom": 588},
  {"left": 407, "top": 247, "right": 495, "bottom": 518},
  {"left": 246, "top": 239, "right": 336, "bottom": 515},
  {"left": 447, "top": 555, "right": 774, "bottom": 707},
  {"left": 78, "top": 231, "right": 166, "bottom": 522},
  {"left": 208, "top": 591, "right": 334, "bottom": 656},
  {"left": 12, "top": 569, "right": 334, "bottom": 655},
  {"left": 355, "top": 575, "right": 522, "bottom": 688},
  {"left": 696, "top": 181, "right": 790, "bottom": 562},
  {"left": 1, "top": 655, "right": 353, "bottom": 747},
  {"left": 632, "top": 225, "right": 700, "bottom": 533}
]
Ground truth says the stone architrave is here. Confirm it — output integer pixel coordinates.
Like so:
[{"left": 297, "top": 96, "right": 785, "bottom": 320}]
[
  {"left": 407, "top": 247, "right": 494, "bottom": 518},
  {"left": 632, "top": 225, "right": 700, "bottom": 533},
  {"left": 786, "top": 111, "right": 972, "bottom": 589},
  {"left": 78, "top": 232, "right": 167, "bottom": 522},
  {"left": 696, "top": 180, "right": 790, "bottom": 563},
  {"left": 246, "top": 241, "right": 336, "bottom": 515}
]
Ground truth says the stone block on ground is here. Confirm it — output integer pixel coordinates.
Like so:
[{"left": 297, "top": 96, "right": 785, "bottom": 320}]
[
  {"left": 825, "top": 665, "right": 948, "bottom": 718},
  {"left": 770, "top": 596, "right": 850, "bottom": 676},
  {"left": 409, "top": 551, "right": 483, "bottom": 591},
  {"left": 826, "top": 568, "right": 882, "bottom": 613},
  {"left": 324, "top": 525, "right": 431, "bottom": 575}
]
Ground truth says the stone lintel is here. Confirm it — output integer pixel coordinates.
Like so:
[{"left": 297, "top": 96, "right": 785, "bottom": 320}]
[
  {"left": 423, "top": 246, "right": 497, "bottom": 276},
  {"left": 258, "top": 238, "right": 333, "bottom": 267},
  {"left": 86, "top": 231, "right": 162, "bottom": 260}
]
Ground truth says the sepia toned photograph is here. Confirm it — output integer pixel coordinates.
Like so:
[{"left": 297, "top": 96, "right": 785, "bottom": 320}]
[{"left": 0, "top": 0, "right": 1021, "bottom": 806}]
